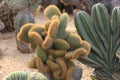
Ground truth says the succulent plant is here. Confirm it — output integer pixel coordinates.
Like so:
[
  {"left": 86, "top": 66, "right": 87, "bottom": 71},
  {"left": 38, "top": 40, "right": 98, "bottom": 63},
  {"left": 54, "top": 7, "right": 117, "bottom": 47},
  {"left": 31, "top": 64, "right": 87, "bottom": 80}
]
[
  {"left": 4, "top": 71, "right": 29, "bottom": 80},
  {"left": 75, "top": 3, "right": 120, "bottom": 80},
  {"left": 4, "top": 71, "right": 47, "bottom": 80},
  {"left": 27, "top": 72, "right": 47, "bottom": 80},
  {"left": 17, "top": 5, "right": 91, "bottom": 80},
  {"left": 14, "top": 11, "right": 35, "bottom": 53}
]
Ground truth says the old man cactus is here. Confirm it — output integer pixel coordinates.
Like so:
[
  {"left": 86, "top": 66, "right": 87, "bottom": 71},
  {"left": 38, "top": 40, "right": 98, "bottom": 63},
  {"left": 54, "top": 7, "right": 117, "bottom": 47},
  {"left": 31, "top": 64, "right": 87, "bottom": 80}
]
[
  {"left": 17, "top": 5, "right": 91, "bottom": 80},
  {"left": 75, "top": 3, "right": 120, "bottom": 80}
]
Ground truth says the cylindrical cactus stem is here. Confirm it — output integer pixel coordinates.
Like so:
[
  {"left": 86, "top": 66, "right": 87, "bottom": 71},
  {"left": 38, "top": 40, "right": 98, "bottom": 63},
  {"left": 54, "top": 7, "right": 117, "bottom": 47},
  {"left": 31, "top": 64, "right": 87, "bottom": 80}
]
[
  {"left": 46, "top": 59, "right": 60, "bottom": 71},
  {"left": 36, "top": 57, "right": 50, "bottom": 73},
  {"left": 48, "top": 49, "right": 67, "bottom": 58},
  {"left": 81, "top": 40, "right": 91, "bottom": 52},
  {"left": 51, "top": 15, "right": 59, "bottom": 20},
  {"left": 17, "top": 23, "right": 34, "bottom": 43},
  {"left": 53, "top": 39, "right": 70, "bottom": 50},
  {"left": 28, "top": 57, "right": 37, "bottom": 69},
  {"left": 44, "top": 20, "right": 51, "bottom": 31},
  {"left": 35, "top": 46, "right": 47, "bottom": 63},
  {"left": 65, "top": 66, "right": 76, "bottom": 80},
  {"left": 42, "top": 36, "right": 54, "bottom": 49},
  {"left": 57, "top": 13, "right": 69, "bottom": 38},
  {"left": 42, "top": 19, "right": 60, "bottom": 49},
  {"left": 72, "top": 48, "right": 89, "bottom": 58},
  {"left": 66, "top": 33, "right": 82, "bottom": 49},
  {"left": 44, "top": 5, "right": 61, "bottom": 19},
  {"left": 55, "top": 58, "right": 67, "bottom": 79},
  {"left": 28, "top": 31, "right": 43, "bottom": 45},
  {"left": 47, "top": 19, "right": 60, "bottom": 38}
]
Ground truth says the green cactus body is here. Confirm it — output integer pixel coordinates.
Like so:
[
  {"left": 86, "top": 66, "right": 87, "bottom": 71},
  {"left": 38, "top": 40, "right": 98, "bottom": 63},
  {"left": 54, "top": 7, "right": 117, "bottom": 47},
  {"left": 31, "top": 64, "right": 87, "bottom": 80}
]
[
  {"left": 53, "top": 39, "right": 70, "bottom": 50},
  {"left": 14, "top": 11, "right": 35, "bottom": 35},
  {"left": 15, "top": 12, "right": 35, "bottom": 53},
  {"left": 42, "top": 36, "right": 54, "bottom": 49},
  {"left": 66, "top": 33, "right": 81, "bottom": 49},
  {"left": 28, "top": 31, "right": 43, "bottom": 45},
  {"left": 4, "top": 71, "right": 29, "bottom": 80},
  {"left": 27, "top": 72, "right": 47, "bottom": 80},
  {"left": 47, "top": 19, "right": 60, "bottom": 38},
  {"left": 57, "top": 13, "right": 68, "bottom": 39},
  {"left": 44, "top": 5, "right": 61, "bottom": 19},
  {"left": 51, "top": 15, "right": 59, "bottom": 20},
  {"left": 48, "top": 49, "right": 67, "bottom": 58},
  {"left": 36, "top": 46, "right": 47, "bottom": 63},
  {"left": 44, "top": 21, "right": 50, "bottom": 32},
  {"left": 17, "top": 23, "right": 34, "bottom": 43},
  {"left": 29, "top": 25, "right": 45, "bottom": 34},
  {"left": 75, "top": 3, "right": 120, "bottom": 80}
]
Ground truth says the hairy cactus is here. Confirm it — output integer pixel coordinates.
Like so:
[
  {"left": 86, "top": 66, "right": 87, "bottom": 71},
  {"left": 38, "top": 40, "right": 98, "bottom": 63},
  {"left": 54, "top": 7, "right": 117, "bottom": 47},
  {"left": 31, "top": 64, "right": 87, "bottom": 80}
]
[
  {"left": 17, "top": 5, "right": 91, "bottom": 80},
  {"left": 75, "top": 3, "right": 120, "bottom": 80},
  {"left": 53, "top": 39, "right": 70, "bottom": 50},
  {"left": 44, "top": 5, "right": 61, "bottom": 19}
]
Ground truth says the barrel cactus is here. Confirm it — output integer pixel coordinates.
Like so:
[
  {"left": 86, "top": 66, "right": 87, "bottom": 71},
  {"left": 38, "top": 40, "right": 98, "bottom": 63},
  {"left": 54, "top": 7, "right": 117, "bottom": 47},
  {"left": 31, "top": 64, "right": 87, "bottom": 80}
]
[
  {"left": 4, "top": 71, "right": 29, "bottom": 80},
  {"left": 75, "top": 3, "right": 120, "bottom": 80},
  {"left": 4, "top": 71, "right": 47, "bottom": 80},
  {"left": 17, "top": 5, "right": 91, "bottom": 80},
  {"left": 14, "top": 10, "right": 35, "bottom": 53}
]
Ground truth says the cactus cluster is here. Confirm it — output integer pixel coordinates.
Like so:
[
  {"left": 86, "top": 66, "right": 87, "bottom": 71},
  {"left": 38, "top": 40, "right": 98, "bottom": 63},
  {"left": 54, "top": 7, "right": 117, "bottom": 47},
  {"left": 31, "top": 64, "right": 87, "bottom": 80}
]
[
  {"left": 17, "top": 5, "right": 91, "bottom": 80},
  {"left": 4, "top": 71, "right": 47, "bottom": 80}
]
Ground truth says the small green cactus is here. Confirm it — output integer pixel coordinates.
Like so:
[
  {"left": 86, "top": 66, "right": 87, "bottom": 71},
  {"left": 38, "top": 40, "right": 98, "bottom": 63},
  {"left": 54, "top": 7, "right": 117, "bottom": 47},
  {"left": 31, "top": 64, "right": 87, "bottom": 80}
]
[
  {"left": 36, "top": 46, "right": 47, "bottom": 62},
  {"left": 17, "top": 23, "right": 34, "bottom": 43},
  {"left": 66, "top": 33, "right": 81, "bottom": 49},
  {"left": 44, "top": 5, "right": 61, "bottom": 19},
  {"left": 53, "top": 39, "right": 70, "bottom": 50}
]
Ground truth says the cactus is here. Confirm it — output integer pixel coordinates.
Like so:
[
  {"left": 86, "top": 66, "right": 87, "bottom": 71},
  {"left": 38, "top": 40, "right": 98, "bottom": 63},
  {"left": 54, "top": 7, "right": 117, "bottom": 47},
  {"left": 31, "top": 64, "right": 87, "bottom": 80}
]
[
  {"left": 15, "top": 11, "right": 35, "bottom": 53},
  {"left": 17, "top": 5, "right": 91, "bottom": 80},
  {"left": 57, "top": 13, "right": 68, "bottom": 39},
  {"left": 4, "top": 71, "right": 29, "bottom": 80},
  {"left": 48, "top": 49, "right": 67, "bottom": 58},
  {"left": 44, "top": 5, "right": 61, "bottom": 19},
  {"left": 75, "top": 3, "right": 120, "bottom": 80},
  {"left": 17, "top": 23, "right": 34, "bottom": 43},
  {"left": 36, "top": 46, "right": 47, "bottom": 62},
  {"left": 27, "top": 72, "right": 47, "bottom": 80},
  {"left": 53, "top": 39, "right": 70, "bottom": 50},
  {"left": 66, "top": 33, "right": 81, "bottom": 49}
]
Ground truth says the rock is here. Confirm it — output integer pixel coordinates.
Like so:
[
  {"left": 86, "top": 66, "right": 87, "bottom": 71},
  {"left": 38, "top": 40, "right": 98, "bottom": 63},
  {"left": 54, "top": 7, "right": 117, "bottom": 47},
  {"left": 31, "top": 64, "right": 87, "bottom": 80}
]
[
  {"left": 0, "top": 20, "right": 5, "bottom": 31},
  {"left": 72, "top": 65, "right": 82, "bottom": 80}
]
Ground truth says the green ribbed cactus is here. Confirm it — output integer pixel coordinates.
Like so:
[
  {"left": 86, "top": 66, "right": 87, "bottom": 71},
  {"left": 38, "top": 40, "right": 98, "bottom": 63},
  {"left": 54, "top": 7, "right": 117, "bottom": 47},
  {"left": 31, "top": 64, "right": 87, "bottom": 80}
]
[
  {"left": 75, "top": 3, "right": 120, "bottom": 80},
  {"left": 4, "top": 71, "right": 47, "bottom": 80},
  {"left": 4, "top": 71, "right": 29, "bottom": 80},
  {"left": 15, "top": 11, "right": 35, "bottom": 53}
]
